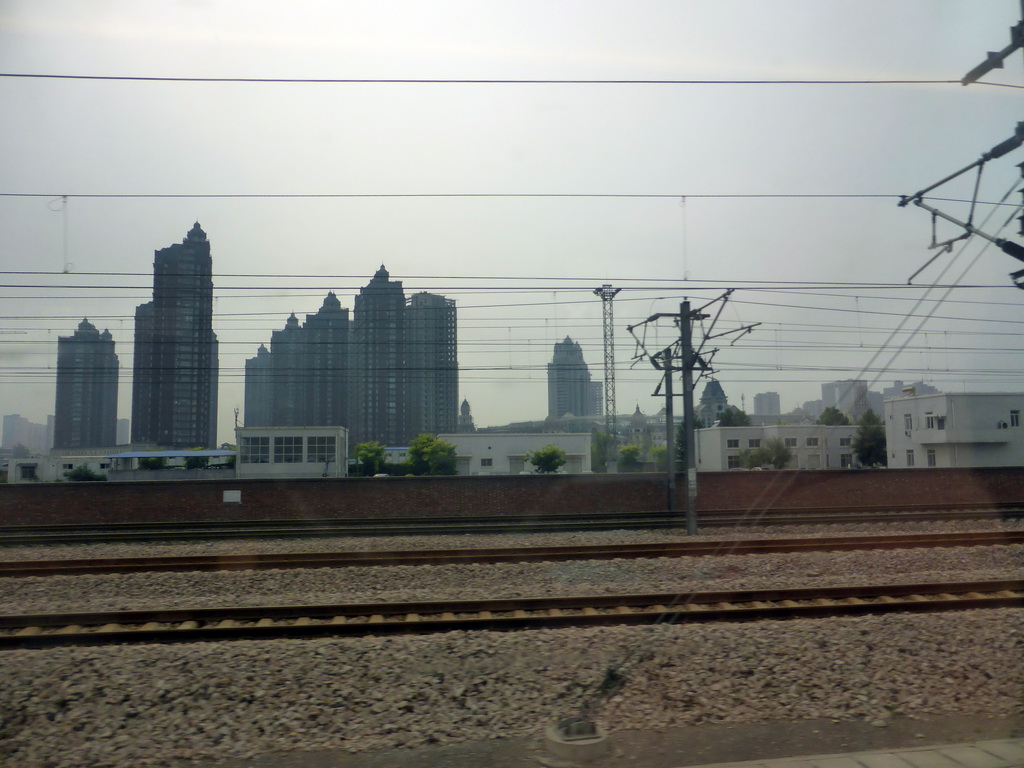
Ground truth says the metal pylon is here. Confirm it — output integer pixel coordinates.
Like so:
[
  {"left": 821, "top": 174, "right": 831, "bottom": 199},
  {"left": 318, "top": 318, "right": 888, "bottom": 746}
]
[{"left": 594, "top": 284, "right": 621, "bottom": 451}]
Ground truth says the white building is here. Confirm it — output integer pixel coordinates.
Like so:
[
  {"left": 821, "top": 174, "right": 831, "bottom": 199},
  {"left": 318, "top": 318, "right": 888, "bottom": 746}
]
[
  {"left": 696, "top": 424, "right": 859, "bottom": 471},
  {"left": 8, "top": 454, "right": 114, "bottom": 483},
  {"left": 884, "top": 392, "right": 1024, "bottom": 468},
  {"left": 438, "top": 432, "right": 592, "bottom": 475},
  {"left": 235, "top": 426, "right": 348, "bottom": 479}
]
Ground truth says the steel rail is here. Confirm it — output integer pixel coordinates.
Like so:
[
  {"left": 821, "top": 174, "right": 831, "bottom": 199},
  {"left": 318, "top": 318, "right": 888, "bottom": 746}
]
[
  {"left": 3, "top": 530, "right": 1023, "bottom": 578},
  {"left": 1, "top": 507, "right": 1022, "bottom": 546},
  {"left": 1, "top": 580, "right": 1021, "bottom": 649}
]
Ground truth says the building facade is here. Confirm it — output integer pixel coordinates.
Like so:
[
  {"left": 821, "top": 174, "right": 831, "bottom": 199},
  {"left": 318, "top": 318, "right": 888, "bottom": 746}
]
[
  {"left": 696, "top": 424, "right": 859, "bottom": 471},
  {"left": 438, "top": 432, "right": 592, "bottom": 475},
  {"left": 131, "top": 223, "right": 219, "bottom": 448},
  {"left": 547, "top": 336, "right": 601, "bottom": 419},
  {"left": 697, "top": 380, "right": 729, "bottom": 425},
  {"left": 244, "top": 270, "right": 457, "bottom": 447},
  {"left": 53, "top": 318, "right": 119, "bottom": 449},
  {"left": 821, "top": 379, "right": 869, "bottom": 421},
  {"left": 235, "top": 425, "right": 348, "bottom": 478},
  {"left": 752, "top": 391, "right": 781, "bottom": 416},
  {"left": 406, "top": 292, "right": 458, "bottom": 435},
  {"left": 884, "top": 391, "right": 1024, "bottom": 468}
]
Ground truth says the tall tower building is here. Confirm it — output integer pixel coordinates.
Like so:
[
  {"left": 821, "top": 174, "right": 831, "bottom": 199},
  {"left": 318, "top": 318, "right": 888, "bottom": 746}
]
[
  {"left": 353, "top": 266, "right": 408, "bottom": 446},
  {"left": 753, "top": 391, "right": 781, "bottom": 416},
  {"left": 406, "top": 291, "right": 458, "bottom": 435},
  {"left": 53, "top": 319, "right": 119, "bottom": 449},
  {"left": 697, "top": 380, "right": 729, "bottom": 425},
  {"left": 131, "top": 223, "right": 219, "bottom": 448},
  {"left": 302, "top": 292, "right": 351, "bottom": 429},
  {"left": 243, "top": 344, "right": 272, "bottom": 427},
  {"left": 547, "top": 336, "right": 602, "bottom": 419}
]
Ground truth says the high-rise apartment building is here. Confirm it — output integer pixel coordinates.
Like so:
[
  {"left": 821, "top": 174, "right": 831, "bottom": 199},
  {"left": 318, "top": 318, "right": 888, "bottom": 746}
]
[
  {"left": 753, "top": 391, "right": 781, "bottom": 416},
  {"left": 244, "top": 269, "right": 457, "bottom": 447},
  {"left": 53, "top": 318, "right": 118, "bottom": 449},
  {"left": 821, "top": 379, "right": 869, "bottom": 421},
  {"left": 406, "top": 292, "right": 458, "bottom": 435},
  {"left": 243, "top": 293, "right": 351, "bottom": 429},
  {"left": 547, "top": 337, "right": 602, "bottom": 419},
  {"left": 131, "top": 223, "right": 219, "bottom": 448}
]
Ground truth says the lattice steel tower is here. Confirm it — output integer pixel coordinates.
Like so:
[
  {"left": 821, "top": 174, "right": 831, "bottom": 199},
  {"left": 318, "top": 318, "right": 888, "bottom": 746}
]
[{"left": 593, "top": 284, "right": 621, "bottom": 442}]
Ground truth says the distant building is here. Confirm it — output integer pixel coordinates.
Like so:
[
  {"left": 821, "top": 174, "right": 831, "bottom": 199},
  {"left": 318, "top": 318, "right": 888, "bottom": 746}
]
[
  {"left": 131, "top": 223, "right": 219, "bottom": 448},
  {"left": 458, "top": 398, "right": 476, "bottom": 433},
  {"left": 882, "top": 380, "right": 941, "bottom": 400},
  {"left": 235, "top": 426, "right": 348, "bottom": 479},
  {"left": 406, "top": 292, "right": 458, "bottom": 435},
  {"left": 697, "top": 423, "right": 859, "bottom": 471},
  {"left": 2, "top": 414, "right": 48, "bottom": 453},
  {"left": 885, "top": 391, "right": 1024, "bottom": 468},
  {"left": 116, "top": 419, "right": 130, "bottom": 445},
  {"left": 821, "top": 380, "right": 869, "bottom": 421},
  {"left": 753, "top": 392, "right": 781, "bottom": 416},
  {"left": 244, "top": 270, "right": 458, "bottom": 447},
  {"left": 52, "top": 318, "right": 118, "bottom": 450},
  {"left": 439, "top": 432, "right": 592, "bottom": 475},
  {"left": 697, "top": 380, "right": 729, "bottom": 425},
  {"left": 547, "top": 337, "right": 602, "bottom": 419}
]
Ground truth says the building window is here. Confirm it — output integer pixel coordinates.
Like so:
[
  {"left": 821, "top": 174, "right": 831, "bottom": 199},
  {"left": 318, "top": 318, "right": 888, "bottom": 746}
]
[
  {"left": 1012, "top": 410, "right": 1020, "bottom": 428},
  {"left": 784, "top": 437, "right": 797, "bottom": 447},
  {"left": 906, "top": 449, "right": 915, "bottom": 467},
  {"left": 936, "top": 416, "right": 946, "bottom": 430},
  {"left": 726, "top": 439, "right": 740, "bottom": 448},
  {"left": 307, "top": 436, "right": 336, "bottom": 463},
  {"left": 274, "top": 436, "right": 303, "bottom": 463},
  {"left": 727, "top": 455, "right": 742, "bottom": 469},
  {"left": 748, "top": 439, "right": 761, "bottom": 448},
  {"left": 806, "top": 437, "right": 819, "bottom": 447},
  {"left": 927, "top": 449, "right": 936, "bottom": 467},
  {"left": 840, "top": 453, "right": 853, "bottom": 468},
  {"left": 99, "top": 463, "right": 110, "bottom": 469},
  {"left": 904, "top": 414, "right": 912, "bottom": 431},
  {"left": 480, "top": 458, "right": 493, "bottom": 467},
  {"left": 62, "top": 463, "right": 74, "bottom": 470},
  {"left": 925, "top": 413, "right": 935, "bottom": 429},
  {"left": 839, "top": 437, "right": 852, "bottom": 447},
  {"left": 19, "top": 465, "right": 37, "bottom": 480},
  {"left": 240, "top": 436, "right": 270, "bottom": 464}
]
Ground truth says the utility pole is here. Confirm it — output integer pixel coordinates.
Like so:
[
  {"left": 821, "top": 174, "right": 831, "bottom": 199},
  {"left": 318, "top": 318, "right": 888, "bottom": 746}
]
[
  {"left": 629, "top": 292, "right": 757, "bottom": 534},
  {"left": 594, "top": 284, "right": 621, "bottom": 471}
]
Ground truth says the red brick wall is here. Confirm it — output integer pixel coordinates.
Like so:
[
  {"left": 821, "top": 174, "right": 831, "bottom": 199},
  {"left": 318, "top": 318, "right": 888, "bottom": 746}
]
[{"left": 1, "top": 468, "right": 1022, "bottom": 526}]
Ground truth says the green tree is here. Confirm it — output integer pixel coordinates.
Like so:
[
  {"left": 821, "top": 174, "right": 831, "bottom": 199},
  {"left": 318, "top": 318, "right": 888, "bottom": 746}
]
[
  {"left": 853, "top": 409, "right": 887, "bottom": 467},
  {"left": 184, "top": 448, "right": 210, "bottom": 470},
  {"left": 591, "top": 431, "right": 612, "bottom": 473},
  {"left": 674, "top": 418, "right": 703, "bottom": 467},
  {"left": 138, "top": 456, "right": 166, "bottom": 470},
  {"left": 743, "top": 437, "right": 793, "bottom": 469},
  {"left": 354, "top": 441, "right": 386, "bottom": 476},
  {"left": 406, "top": 434, "right": 459, "bottom": 476},
  {"left": 526, "top": 444, "right": 567, "bottom": 473},
  {"left": 718, "top": 406, "right": 751, "bottom": 427},
  {"left": 618, "top": 444, "right": 643, "bottom": 472},
  {"left": 816, "top": 406, "right": 851, "bottom": 426},
  {"left": 650, "top": 445, "right": 668, "bottom": 472},
  {"left": 63, "top": 464, "right": 106, "bottom": 481}
]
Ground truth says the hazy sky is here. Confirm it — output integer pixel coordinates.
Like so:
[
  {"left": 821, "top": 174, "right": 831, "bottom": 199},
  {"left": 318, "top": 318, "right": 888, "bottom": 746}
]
[{"left": 1, "top": 0, "right": 1022, "bottom": 443}]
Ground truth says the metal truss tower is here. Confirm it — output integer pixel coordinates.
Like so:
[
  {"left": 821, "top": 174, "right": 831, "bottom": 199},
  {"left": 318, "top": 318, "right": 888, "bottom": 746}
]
[{"left": 593, "top": 284, "right": 621, "bottom": 453}]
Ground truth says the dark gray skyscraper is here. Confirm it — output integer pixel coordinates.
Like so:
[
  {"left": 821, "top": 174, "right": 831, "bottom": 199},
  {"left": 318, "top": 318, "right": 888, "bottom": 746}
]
[
  {"left": 243, "top": 293, "right": 351, "bottom": 429},
  {"left": 245, "top": 271, "right": 456, "bottom": 447},
  {"left": 353, "top": 266, "right": 408, "bottom": 446},
  {"left": 547, "top": 336, "right": 601, "bottom": 419},
  {"left": 406, "top": 291, "right": 458, "bottom": 436},
  {"left": 131, "top": 223, "right": 219, "bottom": 448},
  {"left": 53, "top": 318, "right": 118, "bottom": 449}
]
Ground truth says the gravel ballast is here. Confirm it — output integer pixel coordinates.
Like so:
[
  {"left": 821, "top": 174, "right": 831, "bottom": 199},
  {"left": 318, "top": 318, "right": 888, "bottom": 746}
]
[
  {"left": 1, "top": 610, "right": 1021, "bottom": 768},
  {"left": 2, "top": 543, "right": 1022, "bottom": 615}
]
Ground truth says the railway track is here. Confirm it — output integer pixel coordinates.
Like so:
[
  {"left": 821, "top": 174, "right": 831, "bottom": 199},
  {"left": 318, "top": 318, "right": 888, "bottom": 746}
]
[
  {"left": 2, "top": 506, "right": 1022, "bottom": 545},
  {"left": 3, "top": 530, "right": 1023, "bottom": 578},
  {"left": 2, "top": 579, "right": 1021, "bottom": 649}
]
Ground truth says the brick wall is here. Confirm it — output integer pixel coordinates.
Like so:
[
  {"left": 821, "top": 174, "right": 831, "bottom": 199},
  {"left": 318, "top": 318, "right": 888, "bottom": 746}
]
[{"left": 1, "top": 468, "right": 1022, "bottom": 526}]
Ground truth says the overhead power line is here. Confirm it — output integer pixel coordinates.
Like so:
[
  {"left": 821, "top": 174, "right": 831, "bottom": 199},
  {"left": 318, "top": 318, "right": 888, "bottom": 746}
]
[{"left": 4, "top": 73, "right": 1015, "bottom": 87}]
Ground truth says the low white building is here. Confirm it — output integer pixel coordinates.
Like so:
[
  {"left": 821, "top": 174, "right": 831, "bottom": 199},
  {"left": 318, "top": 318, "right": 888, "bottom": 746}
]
[
  {"left": 235, "top": 426, "right": 348, "bottom": 478},
  {"left": 437, "top": 432, "right": 592, "bottom": 475},
  {"left": 884, "top": 392, "right": 1024, "bottom": 468},
  {"left": 696, "top": 424, "right": 859, "bottom": 471},
  {"left": 8, "top": 454, "right": 114, "bottom": 483}
]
